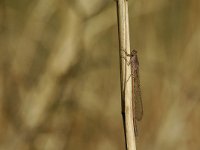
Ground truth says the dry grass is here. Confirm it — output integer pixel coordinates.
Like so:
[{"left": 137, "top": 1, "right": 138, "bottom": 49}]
[{"left": 0, "top": 0, "right": 200, "bottom": 150}]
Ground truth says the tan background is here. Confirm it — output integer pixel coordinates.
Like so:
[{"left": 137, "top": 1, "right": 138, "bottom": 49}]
[{"left": 0, "top": 0, "right": 200, "bottom": 150}]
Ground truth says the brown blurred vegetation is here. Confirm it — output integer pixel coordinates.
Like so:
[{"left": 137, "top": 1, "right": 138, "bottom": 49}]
[{"left": 0, "top": 0, "right": 200, "bottom": 150}]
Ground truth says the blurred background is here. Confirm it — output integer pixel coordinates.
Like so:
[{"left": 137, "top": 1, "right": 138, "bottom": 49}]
[{"left": 0, "top": 0, "right": 200, "bottom": 150}]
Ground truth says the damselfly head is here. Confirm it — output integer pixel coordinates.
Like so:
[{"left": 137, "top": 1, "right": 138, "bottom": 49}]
[{"left": 130, "top": 49, "right": 137, "bottom": 56}]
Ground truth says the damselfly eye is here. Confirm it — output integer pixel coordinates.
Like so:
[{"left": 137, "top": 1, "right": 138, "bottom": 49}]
[{"left": 131, "top": 50, "right": 137, "bottom": 56}]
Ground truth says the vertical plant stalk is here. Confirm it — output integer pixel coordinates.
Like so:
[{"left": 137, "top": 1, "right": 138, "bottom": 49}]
[{"left": 116, "top": 0, "right": 137, "bottom": 150}]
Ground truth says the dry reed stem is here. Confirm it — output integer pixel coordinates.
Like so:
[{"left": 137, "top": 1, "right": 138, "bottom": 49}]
[{"left": 115, "top": 0, "right": 136, "bottom": 150}]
